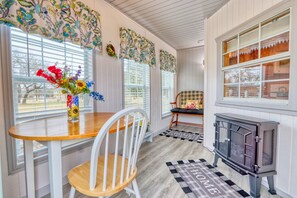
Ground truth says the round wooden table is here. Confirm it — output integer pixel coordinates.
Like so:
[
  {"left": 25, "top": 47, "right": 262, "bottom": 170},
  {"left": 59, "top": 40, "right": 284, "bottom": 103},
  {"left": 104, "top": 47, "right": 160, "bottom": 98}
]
[
  {"left": 8, "top": 112, "right": 127, "bottom": 198},
  {"left": 9, "top": 112, "right": 128, "bottom": 141}
]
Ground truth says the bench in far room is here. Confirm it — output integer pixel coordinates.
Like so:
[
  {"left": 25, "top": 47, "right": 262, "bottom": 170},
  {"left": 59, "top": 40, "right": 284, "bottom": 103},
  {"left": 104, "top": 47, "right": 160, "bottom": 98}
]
[{"left": 169, "top": 90, "right": 204, "bottom": 129}]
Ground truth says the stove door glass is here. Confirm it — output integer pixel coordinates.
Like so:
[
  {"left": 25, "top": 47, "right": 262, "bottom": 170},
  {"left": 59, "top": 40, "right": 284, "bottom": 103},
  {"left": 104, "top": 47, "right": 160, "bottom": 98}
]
[
  {"left": 229, "top": 122, "right": 256, "bottom": 172},
  {"left": 217, "top": 121, "right": 229, "bottom": 157}
]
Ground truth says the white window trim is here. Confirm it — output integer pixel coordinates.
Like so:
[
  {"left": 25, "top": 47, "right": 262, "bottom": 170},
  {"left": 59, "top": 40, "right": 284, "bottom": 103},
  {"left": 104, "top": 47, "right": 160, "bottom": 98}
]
[
  {"left": 122, "top": 59, "right": 151, "bottom": 120},
  {"left": 161, "top": 70, "right": 175, "bottom": 118},
  {"left": 215, "top": 0, "right": 297, "bottom": 116},
  {"left": 0, "top": 26, "right": 95, "bottom": 174}
]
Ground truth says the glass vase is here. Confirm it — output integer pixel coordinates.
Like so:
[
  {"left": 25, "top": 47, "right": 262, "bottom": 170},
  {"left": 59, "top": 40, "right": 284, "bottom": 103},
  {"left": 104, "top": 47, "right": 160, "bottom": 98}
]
[{"left": 67, "top": 94, "right": 79, "bottom": 122}]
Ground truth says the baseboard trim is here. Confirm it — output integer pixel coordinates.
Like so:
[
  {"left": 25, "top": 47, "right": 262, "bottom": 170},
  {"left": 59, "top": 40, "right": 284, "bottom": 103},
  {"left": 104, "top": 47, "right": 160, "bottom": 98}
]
[{"left": 152, "top": 126, "right": 168, "bottom": 137}]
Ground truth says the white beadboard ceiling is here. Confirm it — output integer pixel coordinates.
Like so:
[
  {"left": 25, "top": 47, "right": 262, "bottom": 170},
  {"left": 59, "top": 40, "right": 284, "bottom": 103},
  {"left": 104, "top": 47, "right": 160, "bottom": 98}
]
[{"left": 105, "top": 0, "right": 229, "bottom": 49}]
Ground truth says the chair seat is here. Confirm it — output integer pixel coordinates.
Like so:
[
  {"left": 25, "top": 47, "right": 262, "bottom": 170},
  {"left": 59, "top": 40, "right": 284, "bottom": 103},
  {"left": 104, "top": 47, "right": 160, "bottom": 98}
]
[
  {"left": 68, "top": 154, "right": 137, "bottom": 197},
  {"left": 171, "top": 108, "right": 203, "bottom": 115}
]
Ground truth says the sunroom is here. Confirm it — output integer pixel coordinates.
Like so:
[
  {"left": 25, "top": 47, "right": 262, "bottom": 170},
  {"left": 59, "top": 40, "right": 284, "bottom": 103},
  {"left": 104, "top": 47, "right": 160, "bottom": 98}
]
[{"left": 0, "top": 0, "right": 296, "bottom": 198}]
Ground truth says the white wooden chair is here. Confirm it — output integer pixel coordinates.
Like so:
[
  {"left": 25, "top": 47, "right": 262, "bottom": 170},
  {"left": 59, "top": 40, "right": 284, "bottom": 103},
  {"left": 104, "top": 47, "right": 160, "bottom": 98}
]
[{"left": 67, "top": 108, "right": 149, "bottom": 198}]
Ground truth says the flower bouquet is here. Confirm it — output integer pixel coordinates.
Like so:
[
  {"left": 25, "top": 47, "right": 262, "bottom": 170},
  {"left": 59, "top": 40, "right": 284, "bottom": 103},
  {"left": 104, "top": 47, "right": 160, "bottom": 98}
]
[{"left": 36, "top": 65, "right": 104, "bottom": 122}]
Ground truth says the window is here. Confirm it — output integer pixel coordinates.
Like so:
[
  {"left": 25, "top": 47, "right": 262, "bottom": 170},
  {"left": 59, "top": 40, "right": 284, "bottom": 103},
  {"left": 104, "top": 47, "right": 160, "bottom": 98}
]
[
  {"left": 10, "top": 27, "right": 93, "bottom": 165},
  {"left": 161, "top": 70, "right": 174, "bottom": 116},
  {"left": 123, "top": 59, "right": 150, "bottom": 117},
  {"left": 221, "top": 9, "right": 290, "bottom": 104}
]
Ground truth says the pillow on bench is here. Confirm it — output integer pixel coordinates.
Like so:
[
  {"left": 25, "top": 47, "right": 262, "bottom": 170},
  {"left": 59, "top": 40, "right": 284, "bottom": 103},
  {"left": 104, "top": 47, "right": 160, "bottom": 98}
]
[{"left": 183, "top": 99, "right": 200, "bottom": 109}]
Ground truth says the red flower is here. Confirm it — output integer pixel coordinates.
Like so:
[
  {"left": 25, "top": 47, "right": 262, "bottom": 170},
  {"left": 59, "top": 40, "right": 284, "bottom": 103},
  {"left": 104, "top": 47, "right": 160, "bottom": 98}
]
[
  {"left": 37, "top": 66, "right": 61, "bottom": 85},
  {"left": 48, "top": 76, "right": 57, "bottom": 84},
  {"left": 48, "top": 66, "right": 57, "bottom": 72},
  {"left": 67, "top": 95, "right": 72, "bottom": 106},
  {"left": 55, "top": 68, "right": 62, "bottom": 73},
  {"left": 48, "top": 66, "right": 62, "bottom": 79},
  {"left": 41, "top": 73, "right": 49, "bottom": 79},
  {"left": 36, "top": 69, "right": 44, "bottom": 76},
  {"left": 42, "top": 73, "right": 56, "bottom": 84},
  {"left": 55, "top": 72, "right": 63, "bottom": 79}
]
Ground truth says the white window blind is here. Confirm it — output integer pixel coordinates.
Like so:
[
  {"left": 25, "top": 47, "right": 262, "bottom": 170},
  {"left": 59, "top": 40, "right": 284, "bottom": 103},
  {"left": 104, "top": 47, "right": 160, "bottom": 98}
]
[
  {"left": 10, "top": 27, "right": 93, "bottom": 164},
  {"left": 161, "top": 70, "right": 174, "bottom": 116},
  {"left": 123, "top": 59, "right": 150, "bottom": 117}
]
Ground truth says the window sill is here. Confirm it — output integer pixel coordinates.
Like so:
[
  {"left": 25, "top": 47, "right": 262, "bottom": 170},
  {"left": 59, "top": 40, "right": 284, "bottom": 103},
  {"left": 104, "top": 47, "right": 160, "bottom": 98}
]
[
  {"left": 222, "top": 97, "right": 289, "bottom": 105},
  {"left": 9, "top": 139, "right": 93, "bottom": 175},
  {"left": 215, "top": 99, "right": 297, "bottom": 116},
  {"left": 161, "top": 112, "right": 172, "bottom": 119},
  {"left": 16, "top": 109, "right": 92, "bottom": 123}
]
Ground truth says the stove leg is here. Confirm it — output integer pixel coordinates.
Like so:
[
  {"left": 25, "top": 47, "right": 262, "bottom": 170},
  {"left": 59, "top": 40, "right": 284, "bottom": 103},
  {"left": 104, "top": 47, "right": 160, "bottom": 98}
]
[
  {"left": 213, "top": 153, "right": 219, "bottom": 167},
  {"left": 267, "top": 175, "right": 276, "bottom": 195},
  {"left": 249, "top": 175, "right": 262, "bottom": 198}
]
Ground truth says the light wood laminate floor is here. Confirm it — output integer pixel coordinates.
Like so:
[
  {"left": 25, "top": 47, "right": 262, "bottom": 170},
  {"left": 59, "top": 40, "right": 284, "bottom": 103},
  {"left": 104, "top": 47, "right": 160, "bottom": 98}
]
[{"left": 44, "top": 125, "right": 280, "bottom": 198}]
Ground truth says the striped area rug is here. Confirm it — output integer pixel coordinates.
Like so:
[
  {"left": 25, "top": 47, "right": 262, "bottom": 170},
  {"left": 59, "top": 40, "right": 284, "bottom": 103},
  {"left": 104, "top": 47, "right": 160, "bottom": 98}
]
[
  {"left": 166, "top": 159, "right": 251, "bottom": 198},
  {"left": 159, "top": 129, "right": 203, "bottom": 143}
]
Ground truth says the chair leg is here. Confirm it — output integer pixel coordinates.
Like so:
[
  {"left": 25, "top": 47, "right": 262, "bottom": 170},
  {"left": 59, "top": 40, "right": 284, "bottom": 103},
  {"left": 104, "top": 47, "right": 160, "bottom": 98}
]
[
  {"left": 69, "top": 186, "right": 76, "bottom": 198},
  {"left": 175, "top": 114, "right": 179, "bottom": 126},
  {"left": 132, "top": 179, "right": 141, "bottom": 198},
  {"left": 169, "top": 113, "right": 175, "bottom": 129}
]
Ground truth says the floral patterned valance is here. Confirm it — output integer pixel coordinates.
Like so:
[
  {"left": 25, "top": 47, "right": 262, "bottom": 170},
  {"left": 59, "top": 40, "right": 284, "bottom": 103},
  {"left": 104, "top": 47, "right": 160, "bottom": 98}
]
[
  {"left": 0, "top": 0, "right": 102, "bottom": 51},
  {"left": 120, "top": 27, "right": 156, "bottom": 67},
  {"left": 160, "top": 50, "right": 176, "bottom": 73}
]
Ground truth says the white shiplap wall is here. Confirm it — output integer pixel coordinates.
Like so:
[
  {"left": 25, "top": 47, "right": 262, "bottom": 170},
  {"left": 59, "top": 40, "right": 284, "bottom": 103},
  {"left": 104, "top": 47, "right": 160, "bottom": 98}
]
[
  {"left": 204, "top": 0, "right": 296, "bottom": 197},
  {"left": 94, "top": 55, "right": 123, "bottom": 113},
  {"left": 92, "top": 0, "right": 176, "bottom": 133},
  {"left": 0, "top": 0, "right": 176, "bottom": 197},
  {"left": 177, "top": 47, "right": 204, "bottom": 92}
]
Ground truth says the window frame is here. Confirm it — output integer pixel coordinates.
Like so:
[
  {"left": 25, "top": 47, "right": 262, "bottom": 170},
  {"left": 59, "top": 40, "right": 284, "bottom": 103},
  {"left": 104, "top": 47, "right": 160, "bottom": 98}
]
[
  {"left": 1, "top": 26, "right": 95, "bottom": 174},
  {"left": 215, "top": 1, "right": 297, "bottom": 115},
  {"left": 161, "top": 70, "right": 175, "bottom": 118},
  {"left": 11, "top": 28, "right": 94, "bottom": 124},
  {"left": 122, "top": 59, "right": 151, "bottom": 120}
]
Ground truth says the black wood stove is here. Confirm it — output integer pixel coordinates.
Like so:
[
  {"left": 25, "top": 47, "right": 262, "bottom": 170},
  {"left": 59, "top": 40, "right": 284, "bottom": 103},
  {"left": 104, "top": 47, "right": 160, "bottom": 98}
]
[{"left": 213, "top": 113, "right": 279, "bottom": 198}]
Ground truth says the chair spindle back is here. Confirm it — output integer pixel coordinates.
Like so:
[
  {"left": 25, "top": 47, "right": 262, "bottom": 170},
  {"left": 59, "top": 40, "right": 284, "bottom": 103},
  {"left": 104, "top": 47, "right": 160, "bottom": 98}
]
[{"left": 89, "top": 108, "right": 148, "bottom": 192}]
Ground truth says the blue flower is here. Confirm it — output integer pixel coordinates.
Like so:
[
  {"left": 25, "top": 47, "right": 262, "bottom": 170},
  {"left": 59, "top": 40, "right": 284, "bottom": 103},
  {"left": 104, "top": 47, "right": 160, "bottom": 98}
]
[
  {"left": 90, "top": 91, "right": 104, "bottom": 101},
  {"left": 73, "top": 96, "right": 79, "bottom": 106},
  {"left": 86, "top": 81, "right": 95, "bottom": 88}
]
